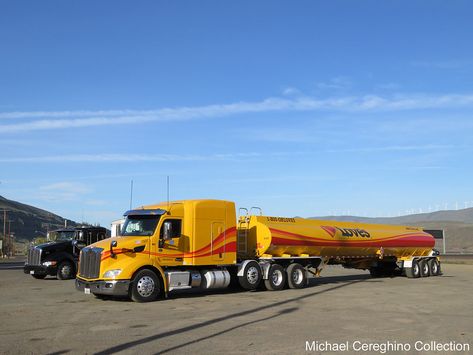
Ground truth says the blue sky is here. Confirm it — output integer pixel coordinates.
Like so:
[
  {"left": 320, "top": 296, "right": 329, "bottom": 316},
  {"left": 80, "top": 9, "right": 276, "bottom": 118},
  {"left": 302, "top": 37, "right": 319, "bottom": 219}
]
[{"left": 1, "top": 1, "right": 473, "bottom": 227}]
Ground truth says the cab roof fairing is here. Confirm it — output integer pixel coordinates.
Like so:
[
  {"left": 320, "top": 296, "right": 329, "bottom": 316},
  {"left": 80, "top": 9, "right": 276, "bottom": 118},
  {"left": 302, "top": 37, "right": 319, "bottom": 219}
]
[{"left": 123, "top": 208, "right": 167, "bottom": 217}]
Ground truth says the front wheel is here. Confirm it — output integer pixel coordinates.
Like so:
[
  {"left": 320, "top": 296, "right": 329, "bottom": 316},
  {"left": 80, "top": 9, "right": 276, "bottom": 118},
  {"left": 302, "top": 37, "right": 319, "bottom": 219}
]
[
  {"left": 57, "top": 261, "right": 75, "bottom": 280},
  {"left": 130, "top": 269, "right": 161, "bottom": 302}
]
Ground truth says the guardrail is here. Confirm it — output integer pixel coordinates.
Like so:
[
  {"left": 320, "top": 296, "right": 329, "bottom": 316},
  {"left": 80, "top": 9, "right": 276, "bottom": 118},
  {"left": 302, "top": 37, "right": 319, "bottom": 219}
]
[{"left": 441, "top": 253, "right": 473, "bottom": 264}]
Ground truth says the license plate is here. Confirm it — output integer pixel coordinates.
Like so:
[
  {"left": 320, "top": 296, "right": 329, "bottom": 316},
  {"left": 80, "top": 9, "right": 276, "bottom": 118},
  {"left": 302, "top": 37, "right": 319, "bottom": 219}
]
[
  {"left": 84, "top": 288, "right": 91, "bottom": 295},
  {"left": 30, "top": 270, "right": 34, "bottom": 275}
]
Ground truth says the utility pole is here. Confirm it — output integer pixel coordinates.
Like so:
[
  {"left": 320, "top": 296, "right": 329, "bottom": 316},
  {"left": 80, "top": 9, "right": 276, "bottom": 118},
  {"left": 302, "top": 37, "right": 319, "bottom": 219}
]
[
  {"left": 7, "top": 219, "right": 12, "bottom": 256},
  {"left": 2, "top": 209, "right": 11, "bottom": 257}
]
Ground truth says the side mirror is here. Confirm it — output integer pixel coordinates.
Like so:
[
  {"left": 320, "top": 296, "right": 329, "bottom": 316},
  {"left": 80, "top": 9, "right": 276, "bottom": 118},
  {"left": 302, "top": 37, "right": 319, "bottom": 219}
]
[
  {"left": 73, "top": 240, "right": 87, "bottom": 250},
  {"left": 163, "top": 221, "right": 172, "bottom": 241}
]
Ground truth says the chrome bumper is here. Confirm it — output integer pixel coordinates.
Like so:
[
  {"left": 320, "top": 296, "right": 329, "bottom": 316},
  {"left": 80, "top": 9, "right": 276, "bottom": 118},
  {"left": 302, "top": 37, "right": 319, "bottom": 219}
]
[{"left": 75, "top": 278, "right": 130, "bottom": 297}]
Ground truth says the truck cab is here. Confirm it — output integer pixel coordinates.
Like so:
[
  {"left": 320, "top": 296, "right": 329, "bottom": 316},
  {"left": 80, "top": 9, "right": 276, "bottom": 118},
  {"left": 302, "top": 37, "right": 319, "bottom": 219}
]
[
  {"left": 24, "top": 227, "right": 109, "bottom": 280},
  {"left": 75, "top": 200, "right": 237, "bottom": 301}
]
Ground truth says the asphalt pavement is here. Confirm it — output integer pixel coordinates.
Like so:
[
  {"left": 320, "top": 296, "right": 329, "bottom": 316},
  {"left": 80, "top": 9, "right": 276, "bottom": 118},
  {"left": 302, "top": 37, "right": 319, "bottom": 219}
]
[{"left": 0, "top": 264, "right": 472, "bottom": 354}]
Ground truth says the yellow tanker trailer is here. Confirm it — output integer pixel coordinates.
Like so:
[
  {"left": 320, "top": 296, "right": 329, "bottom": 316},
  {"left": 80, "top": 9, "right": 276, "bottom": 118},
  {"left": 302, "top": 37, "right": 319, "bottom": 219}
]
[{"left": 75, "top": 199, "right": 440, "bottom": 302}]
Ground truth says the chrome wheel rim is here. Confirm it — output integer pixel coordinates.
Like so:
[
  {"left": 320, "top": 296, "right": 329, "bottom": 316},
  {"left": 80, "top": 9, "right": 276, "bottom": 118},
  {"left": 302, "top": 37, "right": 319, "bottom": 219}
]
[
  {"left": 271, "top": 269, "right": 283, "bottom": 286},
  {"left": 137, "top": 276, "right": 155, "bottom": 297},
  {"left": 432, "top": 262, "right": 438, "bottom": 274},
  {"left": 247, "top": 266, "right": 259, "bottom": 284},
  {"left": 423, "top": 263, "right": 429, "bottom": 274},
  {"left": 61, "top": 264, "right": 72, "bottom": 277},
  {"left": 413, "top": 263, "right": 419, "bottom": 276},
  {"left": 292, "top": 269, "right": 304, "bottom": 285}
]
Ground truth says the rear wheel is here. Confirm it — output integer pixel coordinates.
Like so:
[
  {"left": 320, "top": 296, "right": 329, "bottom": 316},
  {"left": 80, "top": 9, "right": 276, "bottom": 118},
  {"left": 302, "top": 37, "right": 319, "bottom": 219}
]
[
  {"left": 369, "top": 267, "right": 383, "bottom": 278},
  {"left": 419, "top": 259, "right": 430, "bottom": 277},
  {"left": 428, "top": 258, "right": 441, "bottom": 276},
  {"left": 264, "top": 264, "right": 286, "bottom": 291},
  {"left": 286, "top": 263, "right": 307, "bottom": 289},
  {"left": 130, "top": 269, "right": 161, "bottom": 302},
  {"left": 238, "top": 261, "right": 262, "bottom": 290},
  {"left": 405, "top": 259, "right": 420, "bottom": 278},
  {"left": 57, "top": 261, "right": 75, "bottom": 280}
]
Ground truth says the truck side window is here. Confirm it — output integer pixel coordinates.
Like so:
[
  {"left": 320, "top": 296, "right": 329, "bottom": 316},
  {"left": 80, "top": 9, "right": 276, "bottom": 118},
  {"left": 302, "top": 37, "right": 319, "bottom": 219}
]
[{"left": 160, "top": 219, "right": 182, "bottom": 239}]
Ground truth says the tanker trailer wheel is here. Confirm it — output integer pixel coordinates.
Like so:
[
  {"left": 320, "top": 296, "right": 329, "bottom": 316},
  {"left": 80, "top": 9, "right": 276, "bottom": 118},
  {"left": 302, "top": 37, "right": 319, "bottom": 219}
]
[
  {"left": 419, "top": 259, "right": 430, "bottom": 277},
  {"left": 57, "top": 261, "right": 75, "bottom": 280},
  {"left": 286, "top": 263, "right": 307, "bottom": 289},
  {"left": 130, "top": 269, "right": 161, "bottom": 302},
  {"left": 238, "top": 261, "right": 262, "bottom": 290},
  {"left": 428, "top": 258, "right": 441, "bottom": 276},
  {"left": 369, "top": 267, "right": 383, "bottom": 278},
  {"left": 405, "top": 259, "right": 420, "bottom": 278},
  {"left": 264, "top": 264, "right": 287, "bottom": 291}
]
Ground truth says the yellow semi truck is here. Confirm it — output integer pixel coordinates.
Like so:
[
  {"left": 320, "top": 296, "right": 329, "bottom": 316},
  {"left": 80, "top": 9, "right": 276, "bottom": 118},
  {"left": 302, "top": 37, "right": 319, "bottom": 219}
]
[{"left": 75, "top": 199, "right": 440, "bottom": 302}]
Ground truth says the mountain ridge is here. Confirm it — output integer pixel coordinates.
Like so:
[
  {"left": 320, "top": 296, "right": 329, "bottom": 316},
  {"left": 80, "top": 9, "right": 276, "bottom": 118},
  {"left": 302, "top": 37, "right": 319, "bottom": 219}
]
[
  {"left": 310, "top": 208, "right": 473, "bottom": 253},
  {"left": 0, "top": 195, "right": 78, "bottom": 241}
]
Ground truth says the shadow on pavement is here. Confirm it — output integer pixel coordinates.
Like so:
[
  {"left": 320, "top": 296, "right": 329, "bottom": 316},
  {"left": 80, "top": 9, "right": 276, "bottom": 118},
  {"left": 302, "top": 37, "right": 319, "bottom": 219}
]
[{"left": 95, "top": 274, "right": 371, "bottom": 355}]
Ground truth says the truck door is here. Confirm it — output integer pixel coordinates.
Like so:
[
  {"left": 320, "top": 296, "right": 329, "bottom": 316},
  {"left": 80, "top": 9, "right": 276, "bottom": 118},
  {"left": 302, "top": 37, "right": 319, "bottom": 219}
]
[
  {"left": 211, "top": 222, "right": 225, "bottom": 261},
  {"left": 157, "top": 218, "right": 184, "bottom": 267}
]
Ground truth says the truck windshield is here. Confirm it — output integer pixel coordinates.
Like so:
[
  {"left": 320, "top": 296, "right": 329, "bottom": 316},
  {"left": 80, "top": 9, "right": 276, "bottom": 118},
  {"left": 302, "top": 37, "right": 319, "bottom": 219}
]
[
  {"left": 121, "top": 215, "right": 160, "bottom": 236},
  {"left": 48, "top": 230, "right": 76, "bottom": 241}
]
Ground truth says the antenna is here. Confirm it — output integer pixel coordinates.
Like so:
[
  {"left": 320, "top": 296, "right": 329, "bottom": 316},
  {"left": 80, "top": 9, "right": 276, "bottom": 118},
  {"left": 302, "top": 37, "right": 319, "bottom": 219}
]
[
  {"left": 167, "top": 176, "right": 170, "bottom": 210},
  {"left": 130, "top": 179, "right": 134, "bottom": 210}
]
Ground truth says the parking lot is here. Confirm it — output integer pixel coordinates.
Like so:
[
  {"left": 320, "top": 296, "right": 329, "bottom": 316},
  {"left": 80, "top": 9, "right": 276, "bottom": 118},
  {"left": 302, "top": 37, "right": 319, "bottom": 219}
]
[{"left": 0, "top": 264, "right": 472, "bottom": 354}]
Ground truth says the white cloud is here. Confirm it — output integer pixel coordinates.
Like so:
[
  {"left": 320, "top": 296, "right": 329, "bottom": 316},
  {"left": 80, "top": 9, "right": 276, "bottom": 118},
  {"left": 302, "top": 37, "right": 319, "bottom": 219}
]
[
  {"left": 37, "top": 182, "right": 92, "bottom": 202},
  {"left": 326, "top": 144, "right": 454, "bottom": 153},
  {"left": 1, "top": 93, "right": 473, "bottom": 133},
  {"left": 0, "top": 152, "right": 293, "bottom": 163},
  {"left": 411, "top": 60, "right": 471, "bottom": 69},
  {"left": 282, "top": 87, "right": 301, "bottom": 96},
  {"left": 315, "top": 76, "right": 352, "bottom": 90}
]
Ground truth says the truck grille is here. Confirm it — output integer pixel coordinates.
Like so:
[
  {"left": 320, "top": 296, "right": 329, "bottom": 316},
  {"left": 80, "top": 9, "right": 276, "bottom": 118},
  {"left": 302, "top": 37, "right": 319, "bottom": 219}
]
[
  {"left": 79, "top": 247, "right": 103, "bottom": 279},
  {"left": 27, "top": 247, "right": 42, "bottom": 265}
]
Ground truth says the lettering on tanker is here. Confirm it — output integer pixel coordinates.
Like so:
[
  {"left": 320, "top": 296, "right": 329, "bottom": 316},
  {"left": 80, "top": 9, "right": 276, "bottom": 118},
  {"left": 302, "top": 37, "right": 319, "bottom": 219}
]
[
  {"left": 321, "top": 226, "right": 371, "bottom": 238},
  {"left": 266, "top": 217, "right": 296, "bottom": 223}
]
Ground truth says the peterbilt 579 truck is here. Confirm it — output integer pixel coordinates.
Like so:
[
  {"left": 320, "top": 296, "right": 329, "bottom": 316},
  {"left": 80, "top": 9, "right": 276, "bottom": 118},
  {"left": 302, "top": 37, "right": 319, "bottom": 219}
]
[{"left": 75, "top": 199, "right": 440, "bottom": 302}]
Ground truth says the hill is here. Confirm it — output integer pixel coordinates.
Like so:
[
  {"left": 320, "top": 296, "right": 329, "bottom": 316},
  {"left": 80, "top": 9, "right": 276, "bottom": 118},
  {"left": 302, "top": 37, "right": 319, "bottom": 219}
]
[
  {"left": 310, "top": 208, "right": 473, "bottom": 253},
  {"left": 0, "top": 195, "right": 78, "bottom": 241}
]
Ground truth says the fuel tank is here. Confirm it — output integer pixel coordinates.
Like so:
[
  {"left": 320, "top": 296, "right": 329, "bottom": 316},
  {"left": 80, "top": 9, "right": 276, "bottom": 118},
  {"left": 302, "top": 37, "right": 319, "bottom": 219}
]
[{"left": 243, "top": 216, "right": 435, "bottom": 259}]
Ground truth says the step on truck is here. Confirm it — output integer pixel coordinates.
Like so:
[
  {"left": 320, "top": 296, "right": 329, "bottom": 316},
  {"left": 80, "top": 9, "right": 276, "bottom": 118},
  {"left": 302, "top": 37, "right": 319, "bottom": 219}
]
[
  {"left": 75, "top": 199, "right": 440, "bottom": 302},
  {"left": 25, "top": 227, "right": 109, "bottom": 280}
]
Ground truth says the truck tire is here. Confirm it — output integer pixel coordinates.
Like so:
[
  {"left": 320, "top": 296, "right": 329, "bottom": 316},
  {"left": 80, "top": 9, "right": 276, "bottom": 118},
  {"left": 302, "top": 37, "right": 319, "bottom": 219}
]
[
  {"left": 286, "top": 263, "right": 307, "bottom": 289},
  {"left": 32, "top": 274, "right": 47, "bottom": 279},
  {"left": 419, "top": 259, "right": 430, "bottom": 277},
  {"left": 57, "top": 261, "right": 75, "bottom": 280},
  {"left": 238, "top": 261, "right": 262, "bottom": 290},
  {"left": 130, "top": 269, "right": 161, "bottom": 302},
  {"left": 428, "top": 258, "right": 441, "bottom": 276},
  {"left": 369, "top": 267, "right": 383, "bottom": 278},
  {"left": 264, "top": 264, "right": 286, "bottom": 291},
  {"left": 405, "top": 259, "right": 420, "bottom": 278}
]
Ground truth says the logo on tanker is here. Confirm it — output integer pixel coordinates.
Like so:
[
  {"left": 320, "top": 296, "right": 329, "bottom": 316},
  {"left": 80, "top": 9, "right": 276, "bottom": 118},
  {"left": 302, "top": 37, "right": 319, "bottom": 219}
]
[{"left": 321, "top": 226, "right": 371, "bottom": 238}]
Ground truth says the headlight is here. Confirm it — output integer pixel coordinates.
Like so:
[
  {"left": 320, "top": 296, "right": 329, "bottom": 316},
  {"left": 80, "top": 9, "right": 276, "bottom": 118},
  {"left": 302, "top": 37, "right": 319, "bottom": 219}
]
[
  {"left": 42, "top": 261, "right": 57, "bottom": 267},
  {"left": 103, "top": 269, "right": 122, "bottom": 278}
]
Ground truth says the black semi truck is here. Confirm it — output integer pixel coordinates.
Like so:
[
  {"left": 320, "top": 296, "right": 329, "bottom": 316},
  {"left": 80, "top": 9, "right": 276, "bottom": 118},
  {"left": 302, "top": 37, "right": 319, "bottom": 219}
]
[{"left": 24, "top": 227, "right": 109, "bottom": 279}]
